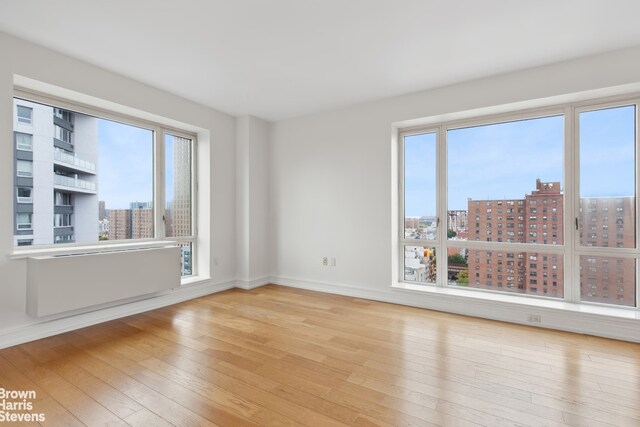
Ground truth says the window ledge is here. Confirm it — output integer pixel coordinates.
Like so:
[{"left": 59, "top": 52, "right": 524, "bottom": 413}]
[
  {"left": 9, "top": 240, "right": 177, "bottom": 260},
  {"left": 392, "top": 282, "right": 640, "bottom": 320},
  {"left": 180, "top": 275, "right": 211, "bottom": 287}
]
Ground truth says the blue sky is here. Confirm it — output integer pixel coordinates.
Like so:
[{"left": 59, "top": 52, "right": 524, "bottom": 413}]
[
  {"left": 404, "top": 106, "right": 635, "bottom": 217},
  {"left": 98, "top": 120, "right": 153, "bottom": 209}
]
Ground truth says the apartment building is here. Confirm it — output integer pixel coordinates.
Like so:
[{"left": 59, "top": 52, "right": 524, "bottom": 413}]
[
  {"left": 13, "top": 99, "right": 98, "bottom": 246},
  {"left": 107, "top": 202, "right": 153, "bottom": 240},
  {"left": 167, "top": 135, "right": 192, "bottom": 238},
  {"left": 467, "top": 180, "right": 634, "bottom": 305}
]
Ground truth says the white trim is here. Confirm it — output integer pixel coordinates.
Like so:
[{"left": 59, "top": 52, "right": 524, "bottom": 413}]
[
  {"left": 235, "top": 276, "right": 272, "bottom": 290},
  {"left": 10, "top": 240, "right": 177, "bottom": 260},
  {"left": 3, "top": 276, "right": 640, "bottom": 350},
  {"left": 271, "top": 276, "right": 640, "bottom": 343},
  {"left": 397, "top": 93, "right": 640, "bottom": 309},
  {"left": 0, "top": 278, "right": 236, "bottom": 350}
]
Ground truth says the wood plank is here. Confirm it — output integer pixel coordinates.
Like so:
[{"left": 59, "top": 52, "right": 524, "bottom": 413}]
[{"left": 0, "top": 285, "right": 638, "bottom": 426}]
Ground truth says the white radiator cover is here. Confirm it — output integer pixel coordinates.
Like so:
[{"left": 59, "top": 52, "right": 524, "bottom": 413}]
[{"left": 26, "top": 246, "right": 181, "bottom": 317}]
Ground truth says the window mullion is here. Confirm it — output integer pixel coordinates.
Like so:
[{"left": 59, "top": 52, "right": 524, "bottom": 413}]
[
  {"left": 437, "top": 125, "right": 448, "bottom": 287},
  {"left": 636, "top": 103, "right": 640, "bottom": 308},
  {"left": 565, "top": 106, "right": 579, "bottom": 303},
  {"left": 154, "top": 127, "right": 166, "bottom": 239}
]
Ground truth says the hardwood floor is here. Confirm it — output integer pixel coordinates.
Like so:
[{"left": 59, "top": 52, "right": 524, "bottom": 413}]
[{"left": 1, "top": 285, "right": 639, "bottom": 426}]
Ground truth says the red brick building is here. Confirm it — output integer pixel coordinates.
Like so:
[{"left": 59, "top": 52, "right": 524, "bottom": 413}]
[
  {"left": 579, "top": 196, "right": 635, "bottom": 306},
  {"left": 464, "top": 180, "right": 635, "bottom": 306},
  {"left": 466, "top": 180, "right": 564, "bottom": 298}
]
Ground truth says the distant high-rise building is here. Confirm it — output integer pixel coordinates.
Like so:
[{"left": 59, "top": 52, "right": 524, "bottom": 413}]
[
  {"left": 107, "top": 202, "right": 153, "bottom": 240},
  {"left": 465, "top": 179, "right": 634, "bottom": 305},
  {"left": 170, "top": 136, "right": 192, "bottom": 237},
  {"left": 108, "top": 209, "right": 130, "bottom": 240},
  {"left": 579, "top": 196, "right": 635, "bottom": 305},
  {"left": 130, "top": 202, "right": 153, "bottom": 239},
  {"left": 98, "top": 200, "right": 106, "bottom": 221},
  {"left": 466, "top": 180, "right": 565, "bottom": 298}
]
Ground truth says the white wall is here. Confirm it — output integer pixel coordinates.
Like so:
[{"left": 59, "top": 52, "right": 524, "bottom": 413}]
[
  {"left": 269, "top": 45, "right": 640, "bottom": 341},
  {"left": 0, "top": 33, "right": 237, "bottom": 335},
  {"left": 236, "top": 116, "right": 271, "bottom": 286}
]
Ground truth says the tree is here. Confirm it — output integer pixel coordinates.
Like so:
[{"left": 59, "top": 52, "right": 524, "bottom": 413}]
[
  {"left": 457, "top": 269, "right": 469, "bottom": 285},
  {"left": 447, "top": 229, "right": 457, "bottom": 238},
  {"left": 447, "top": 253, "right": 467, "bottom": 266}
]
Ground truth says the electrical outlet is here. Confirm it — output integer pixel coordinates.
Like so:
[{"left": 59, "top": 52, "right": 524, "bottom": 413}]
[
  {"left": 322, "top": 257, "right": 328, "bottom": 266},
  {"left": 527, "top": 314, "right": 541, "bottom": 323}
]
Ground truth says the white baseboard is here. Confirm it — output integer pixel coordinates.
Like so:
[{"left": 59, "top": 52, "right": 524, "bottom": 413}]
[
  {"left": 271, "top": 276, "right": 640, "bottom": 343},
  {"left": 3, "top": 274, "right": 639, "bottom": 349},
  {"left": 0, "top": 279, "right": 235, "bottom": 350},
  {"left": 235, "top": 276, "right": 272, "bottom": 290}
]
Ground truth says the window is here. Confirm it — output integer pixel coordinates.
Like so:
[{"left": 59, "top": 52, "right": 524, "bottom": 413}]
[
  {"left": 54, "top": 124, "right": 72, "bottom": 143},
  {"left": 402, "top": 131, "right": 437, "bottom": 283},
  {"left": 13, "top": 96, "right": 197, "bottom": 278},
  {"left": 17, "top": 105, "right": 32, "bottom": 124},
  {"left": 16, "top": 187, "right": 32, "bottom": 203},
  {"left": 54, "top": 108, "right": 72, "bottom": 122},
  {"left": 54, "top": 214, "right": 72, "bottom": 227},
  {"left": 442, "top": 114, "right": 564, "bottom": 299},
  {"left": 15, "top": 132, "right": 32, "bottom": 151},
  {"left": 54, "top": 235, "right": 73, "bottom": 244},
  {"left": 16, "top": 213, "right": 32, "bottom": 230},
  {"left": 16, "top": 160, "right": 32, "bottom": 177},
  {"left": 164, "top": 133, "right": 195, "bottom": 276},
  {"left": 399, "top": 97, "right": 639, "bottom": 309},
  {"left": 578, "top": 105, "right": 636, "bottom": 306},
  {"left": 54, "top": 191, "right": 72, "bottom": 206}
]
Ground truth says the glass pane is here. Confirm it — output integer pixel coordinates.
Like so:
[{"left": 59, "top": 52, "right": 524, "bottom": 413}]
[
  {"left": 448, "top": 116, "right": 564, "bottom": 244},
  {"left": 16, "top": 160, "right": 33, "bottom": 176},
  {"left": 13, "top": 98, "right": 153, "bottom": 246},
  {"left": 449, "top": 247, "right": 564, "bottom": 299},
  {"left": 16, "top": 132, "right": 32, "bottom": 151},
  {"left": 165, "top": 134, "right": 192, "bottom": 237},
  {"left": 17, "top": 105, "right": 31, "bottom": 123},
  {"left": 404, "top": 246, "right": 436, "bottom": 284},
  {"left": 580, "top": 256, "right": 636, "bottom": 307},
  {"left": 178, "top": 242, "right": 194, "bottom": 276},
  {"left": 404, "top": 132, "right": 436, "bottom": 240},
  {"left": 99, "top": 119, "right": 153, "bottom": 243},
  {"left": 579, "top": 106, "right": 635, "bottom": 248}
]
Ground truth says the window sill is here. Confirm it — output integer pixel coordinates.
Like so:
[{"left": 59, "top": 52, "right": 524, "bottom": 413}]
[
  {"left": 180, "top": 275, "right": 211, "bottom": 287},
  {"left": 9, "top": 240, "right": 177, "bottom": 260},
  {"left": 391, "top": 282, "right": 640, "bottom": 320}
]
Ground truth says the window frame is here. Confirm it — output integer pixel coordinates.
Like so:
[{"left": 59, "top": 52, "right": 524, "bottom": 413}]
[
  {"left": 12, "top": 89, "right": 198, "bottom": 278},
  {"left": 16, "top": 105, "right": 32, "bottom": 124},
  {"left": 15, "top": 132, "right": 33, "bottom": 151},
  {"left": 398, "top": 96, "right": 640, "bottom": 310},
  {"left": 16, "top": 186, "right": 33, "bottom": 204},
  {"left": 16, "top": 159, "right": 33, "bottom": 177},
  {"left": 16, "top": 213, "right": 32, "bottom": 230}
]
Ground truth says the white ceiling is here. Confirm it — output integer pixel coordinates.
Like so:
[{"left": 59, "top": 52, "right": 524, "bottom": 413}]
[{"left": 2, "top": 1, "right": 640, "bottom": 121}]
